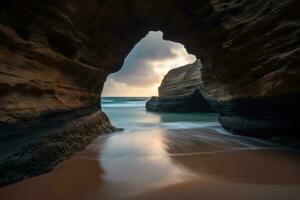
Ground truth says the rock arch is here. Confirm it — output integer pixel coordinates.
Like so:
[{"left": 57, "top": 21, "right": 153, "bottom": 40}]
[{"left": 1, "top": 0, "right": 299, "bottom": 135}]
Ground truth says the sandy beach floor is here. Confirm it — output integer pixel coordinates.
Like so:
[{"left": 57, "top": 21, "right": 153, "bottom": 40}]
[{"left": 0, "top": 128, "right": 300, "bottom": 200}]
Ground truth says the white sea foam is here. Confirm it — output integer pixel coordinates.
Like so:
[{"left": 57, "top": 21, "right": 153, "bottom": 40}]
[
  {"left": 160, "top": 121, "right": 221, "bottom": 129},
  {"left": 102, "top": 102, "right": 146, "bottom": 108},
  {"left": 102, "top": 99, "right": 114, "bottom": 103}
]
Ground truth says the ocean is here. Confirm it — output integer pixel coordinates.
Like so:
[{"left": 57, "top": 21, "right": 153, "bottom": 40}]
[{"left": 101, "top": 97, "right": 227, "bottom": 133}]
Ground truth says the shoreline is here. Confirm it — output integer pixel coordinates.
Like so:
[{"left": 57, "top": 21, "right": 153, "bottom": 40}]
[{"left": 1, "top": 127, "right": 299, "bottom": 200}]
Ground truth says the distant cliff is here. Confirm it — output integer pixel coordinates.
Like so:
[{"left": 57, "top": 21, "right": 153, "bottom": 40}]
[{"left": 146, "top": 60, "right": 214, "bottom": 112}]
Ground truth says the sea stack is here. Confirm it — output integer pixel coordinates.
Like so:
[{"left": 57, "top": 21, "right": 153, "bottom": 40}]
[{"left": 146, "top": 60, "right": 214, "bottom": 112}]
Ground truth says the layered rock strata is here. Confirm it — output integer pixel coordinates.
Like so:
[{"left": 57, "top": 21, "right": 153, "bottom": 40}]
[{"left": 146, "top": 60, "right": 214, "bottom": 112}]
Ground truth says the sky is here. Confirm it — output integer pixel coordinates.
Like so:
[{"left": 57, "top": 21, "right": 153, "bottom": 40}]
[{"left": 102, "top": 31, "right": 196, "bottom": 97}]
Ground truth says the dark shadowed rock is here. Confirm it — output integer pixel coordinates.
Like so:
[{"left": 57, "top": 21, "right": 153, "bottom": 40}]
[
  {"left": 208, "top": 95, "right": 300, "bottom": 137},
  {"left": 0, "top": 110, "right": 115, "bottom": 186}
]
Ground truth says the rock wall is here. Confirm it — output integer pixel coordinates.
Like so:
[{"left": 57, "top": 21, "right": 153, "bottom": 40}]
[
  {"left": 146, "top": 60, "right": 215, "bottom": 112},
  {"left": 0, "top": 0, "right": 299, "bottom": 185},
  {"left": 1, "top": 0, "right": 299, "bottom": 135}
]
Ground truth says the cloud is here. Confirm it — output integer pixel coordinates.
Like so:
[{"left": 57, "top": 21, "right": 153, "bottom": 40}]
[
  {"left": 102, "top": 31, "right": 196, "bottom": 97},
  {"left": 101, "top": 79, "right": 159, "bottom": 97}
]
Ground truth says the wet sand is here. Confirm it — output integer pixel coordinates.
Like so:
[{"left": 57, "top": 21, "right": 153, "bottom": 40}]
[{"left": 0, "top": 128, "right": 300, "bottom": 200}]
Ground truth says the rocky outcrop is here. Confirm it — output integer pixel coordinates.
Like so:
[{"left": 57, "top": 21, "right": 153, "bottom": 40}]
[
  {"left": 0, "top": 111, "right": 115, "bottom": 186},
  {"left": 209, "top": 96, "right": 300, "bottom": 137},
  {"left": 146, "top": 60, "right": 215, "bottom": 112},
  {"left": 0, "top": 2, "right": 116, "bottom": 185},
  {"left": 0, "top": 0, "right": 299, "bottom": 185}
]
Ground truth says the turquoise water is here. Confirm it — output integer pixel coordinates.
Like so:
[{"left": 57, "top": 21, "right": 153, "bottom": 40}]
[{"left": 101, "top": 97, "right": 227, "bottom": 133}]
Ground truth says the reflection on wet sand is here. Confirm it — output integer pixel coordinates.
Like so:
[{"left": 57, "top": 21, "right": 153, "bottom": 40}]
[
  {"left": 0, "top": 159, "right": 104, "bottom": 200},
  {"left": 0, "top": 128, "right": 300, "bottom": 200},
  {"left": 98, "top": 130, "right": 196, "bottom": 198},
  {"left": 167, "top": 129, "right": 300, "bottom": 184}
]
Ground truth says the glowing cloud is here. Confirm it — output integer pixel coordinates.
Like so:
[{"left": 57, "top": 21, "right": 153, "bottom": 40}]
[{"left": 102, "top": 31, "right": 196, "bottom": 97}]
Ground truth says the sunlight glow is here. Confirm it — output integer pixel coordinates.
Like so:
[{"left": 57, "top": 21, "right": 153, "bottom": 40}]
[{"left": 102, "top": 31, "right": 196, "bottom": 97}]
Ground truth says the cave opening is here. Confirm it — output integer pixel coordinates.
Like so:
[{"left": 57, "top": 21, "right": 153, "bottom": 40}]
[
  {"left": 100, "top": 31, "right": 216, "bottom": 129},
  {"left": 101, "top": 31, "right": 196, "bottom": 97}
]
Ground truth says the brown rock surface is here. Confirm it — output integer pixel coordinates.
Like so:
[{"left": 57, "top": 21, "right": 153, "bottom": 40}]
[{"left": 159, "top": 60, "right": 204, "bottom": 98}]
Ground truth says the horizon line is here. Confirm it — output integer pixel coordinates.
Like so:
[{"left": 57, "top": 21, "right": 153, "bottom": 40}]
[{"left": 101, "top": 96, "right": 152, "bottom": 98}]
